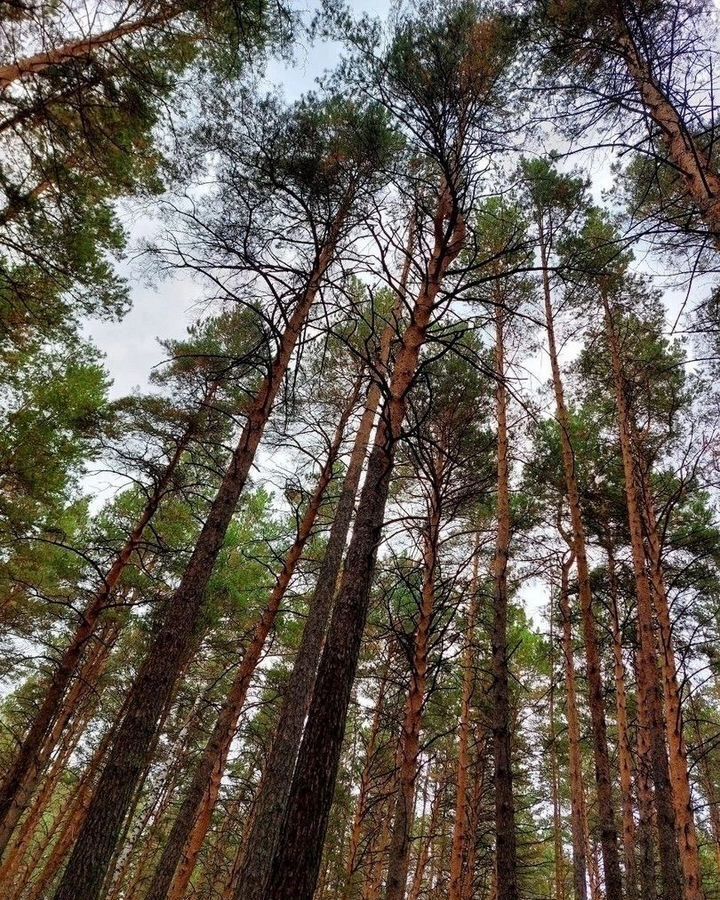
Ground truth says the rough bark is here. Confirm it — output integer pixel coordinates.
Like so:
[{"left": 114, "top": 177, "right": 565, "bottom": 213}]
[
  {"left": 539, "top": 223, "right": 623, "bottom": 900},
  {"left": 601, "top": 292, "right": 685, "bottom": 900},
  {"left": 232, "top": 221, "right": 413, "bottom": 900},
  {"left": 260, "top": 188, "right": 466, "bottom": 900},
  {"left": 490, "top": 296, "right": 519, "bottom": 900},
  {"left": 52, "top": 211, "right": 347, "bottom": 900},
  {"left": 146, "top": 376, "right": 360, "bottom": 900}
]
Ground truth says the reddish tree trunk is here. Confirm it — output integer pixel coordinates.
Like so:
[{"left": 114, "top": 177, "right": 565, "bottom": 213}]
[
  {"left": 610, "top": 4, "right": 720, "bottom": 244},
  {"left": 52, "top": 209, "right": 348, "bottom": 900},
  {"left": 0, "top": 414, "right": 198, "bottom": 858},
  {"left": 490, "top": 296, "right": 519, "bottom": 900},
  {"left": 385, "top": 495, "right": 441, "bottom": 900},
  {"left": 559, "top": 550, "right": 588, "bottom": 900},
  {"left": 539, "top": 222, "right": 622, "bottom": 900},
  {"left": 0, "top": 6, "right": 180, "bottom": 90},
  {"left": 232, "top": 221, "right": 414, "bottom": 900},
  {"left": 637, "top": 457, "right": 705, "bottom": 900},
  {"left": 146, "top": 376, "right": 360, "bottom": 900},
  {"left": 449, "top": 544, "right": 480, "bottom": 900},
  {"left": 261, "top": 188, "right": 466, "bottom": 900},
  {"left": 601, "top": 292, "right": 684, "bottom": 900},
  {"left": 605, "top": 538, "right": 640, "bottom": 900}
]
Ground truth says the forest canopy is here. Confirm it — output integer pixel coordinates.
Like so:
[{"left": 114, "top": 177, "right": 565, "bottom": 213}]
[{"left": 1, "top": 1, "right": 720, "bottom": 899}]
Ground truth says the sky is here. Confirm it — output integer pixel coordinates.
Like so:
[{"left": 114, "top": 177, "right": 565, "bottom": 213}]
[{"left": 84, "top": 0, "right": 389, "bottom": 400}]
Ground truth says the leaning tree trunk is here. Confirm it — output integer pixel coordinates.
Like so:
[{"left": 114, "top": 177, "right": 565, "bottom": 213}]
[
  {"left": 232, "top": 221, "right": 413, "bottom": 900},
  {"left": 0, "top": 405, "right": 203, "bottom": 858},
  {"left": 51, "top": 207, "right": 349, "bottom": 900},
  {"left": 490, "top": 295, "right": 519, "bottom": 900},
  {"left": 449, "top": 543, "right": 481, "bottom": 900},
  {"left": 558, "top": 550, "right": 588, "bottom": 900},
  {"left": 0, "top": 5, "right": 181, "bottom": 90},
  {"left": 258, "top": 187, "right": 466, "bottom": 900},
  {"left": 609, "top": 4, "right": 720, "bottom": 245},
  {"left": 145, "top": 374, "right": 361, "bottom": 900},
  {"left": 601, "top": 292, "right": 685, "bottom": 900},
  {"left": 539, "top": 223, "right": 623, "bottom": 900},
  {"left": 385, "top": 495, "right": 441, "bottom": 900}
]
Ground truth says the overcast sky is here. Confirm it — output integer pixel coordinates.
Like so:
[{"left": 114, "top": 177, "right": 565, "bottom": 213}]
[{"left": 85, "top": 0, "right": 389, "bottom": 400}]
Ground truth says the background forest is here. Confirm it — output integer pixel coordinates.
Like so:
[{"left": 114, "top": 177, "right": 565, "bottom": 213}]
[{"left": 1, "top": 1, "right": 719, "bottom": 899}]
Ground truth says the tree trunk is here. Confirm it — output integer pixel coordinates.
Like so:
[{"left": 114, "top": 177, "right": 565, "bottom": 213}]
[
  {"left": 605, "top": 536, "right": 640, "bottom": 900},
  {"left": 0, "top": 6, "right": 181, "bottom": 90},
  {"left": 601, "top": 292, "right": 685, "bottom": 900},
  {"left": 490, "top": 295, "right": 519, "bottom": 900},
  {"left": 0, "top": 621, "right": 118, "bottom": 888},
  {"left": 24, "top": 725, "right": 114, "bottom": 900},
  {"left": 559, "top": 550, "right": 589, "bottom": 900},
  {"left": 146, "top": 375, "right": 361, "bottom": 900},
  {"left": 449, "top": 543, "right": 480, "bottom": 900},
  {"left": 637, "top": 456, "right": 705, "bottom": 900},
  {"left": 610, "top": 4, "right": 720, "bottom": 244},
  {"left": 539, "top": 221, "right": 623, "bottom": 900},
  {"left": 343, "top": 647, "right": 393, "bottom": 899},
  {"left": 408, "top": 776, "right": 444, "bottom": 900},
  {"left": 385, "top": 495, "right": 441, "bottom": 900},
  {"left": 232, "top": 219, "right": 415, "bottom": 900},
  {"left": 259, "top": 188, "right": 466, "bottom": 900},
  {"left": 0, "top": 412, "right": 198, "bottom": 858},
  {"left": 51, "top": 209, "right": 348, "bottom": 900},
  {"left": 549, "top": 598, "right": 567, "bottom": 900}
]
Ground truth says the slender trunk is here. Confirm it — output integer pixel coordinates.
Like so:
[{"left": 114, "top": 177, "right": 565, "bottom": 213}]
[
  {"left": 0, "top": 622, "right": 117, "bottom": 887},
  {"left": 408, "top": 777, "right": 444, "bottom": 900},
  {"left": 605, "top": 537, "right": 640, "bottom": 900},
  {"left": 385, "top": 496, "right": 441, "bottom": 900},
  {"left": 364, "top": 792, "right": 396, "bottom": 900},
  {"left": 343, "top": 649, "right": 393, "bottom": 899},
  {"left": 147, "top": 377, "right": 360, "bottom": 900},
  {"left": 449, "top": 544, "right": 481, "bottom": 900},
  {"left": 610, "top": 5, "right": 720, "bottom": 244},
  {"left": 559, "top": 551, "right": 589, "bottom": 900},
  {"left": 549, "top": 601, "right": 567, "bottom": 900},
  {"left": 24, "top": 726, "right": 114, "bottom": 900},
  {"left": 261, "top": 190, "right": 466, "bottom": 900},
  {"left": 584, "top": 803, "right": 602, "bottom": 900},
  {"left": 601, "top": 292, "right": 684, "bottom": 900},
  {"left": 463, "top": 718, "right": 488, "bottom": 900},
  {"left": 232, "top": 219, "right": 414, "bottom": 900},
  {"left": 0, "top": 411, "right": 200, "bottom": 857},
  {"left": 637, "top": 457, "right": 705, "bottom": 900},
  {"left": 0, "top": 6, "right": 181, "bottom": 90},
  {"left": 539, "top": 222, "right": 622, "bottom": 900},
  {"left": 491, "top": 296, "right": 519, "bottom": 900},
  {"left": 52, "top": 211, "right": 348, "bottom": 900},
  {"left": 688, "top": 693, "right": 720, "bottom": 877}
]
